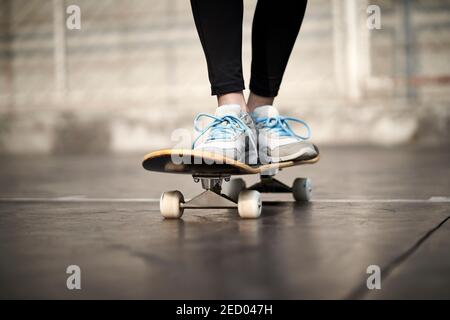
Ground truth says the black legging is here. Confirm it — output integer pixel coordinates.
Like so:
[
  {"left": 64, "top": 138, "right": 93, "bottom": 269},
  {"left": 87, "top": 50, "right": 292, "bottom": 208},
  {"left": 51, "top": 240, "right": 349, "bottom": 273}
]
[{"left": 190, "top": 0, "right": 308, "bottom": 97}]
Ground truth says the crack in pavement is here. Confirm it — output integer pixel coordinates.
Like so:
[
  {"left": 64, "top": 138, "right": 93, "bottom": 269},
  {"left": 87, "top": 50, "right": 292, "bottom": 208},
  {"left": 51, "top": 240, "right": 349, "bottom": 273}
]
[{"left": 345, "top": 214, "right": 450, "bottom": 299}]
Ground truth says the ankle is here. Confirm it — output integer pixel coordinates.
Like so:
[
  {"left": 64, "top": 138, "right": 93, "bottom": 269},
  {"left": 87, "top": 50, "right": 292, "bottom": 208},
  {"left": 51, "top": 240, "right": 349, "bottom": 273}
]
[
  {"left": 247, "top": 92, "right": 275, "bottom": 113},
  {"left": 217, "top": 92, "right": 246, "bottom": 111}
]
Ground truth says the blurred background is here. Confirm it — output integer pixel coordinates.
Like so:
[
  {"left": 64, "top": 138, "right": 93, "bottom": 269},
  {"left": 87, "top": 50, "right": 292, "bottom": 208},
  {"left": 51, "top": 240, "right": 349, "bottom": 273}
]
[{"left": 0, "top": 0, "right": 449, "bottom": 154}]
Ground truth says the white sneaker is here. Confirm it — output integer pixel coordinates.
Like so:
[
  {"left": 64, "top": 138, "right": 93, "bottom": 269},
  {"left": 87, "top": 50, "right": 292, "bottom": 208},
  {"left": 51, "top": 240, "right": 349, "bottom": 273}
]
[
  {"left": 251, "top": 105, "right": 318, "bottom": 163},
  {"left": 193, "top": 104, "right": 258, "bottom": 164}
]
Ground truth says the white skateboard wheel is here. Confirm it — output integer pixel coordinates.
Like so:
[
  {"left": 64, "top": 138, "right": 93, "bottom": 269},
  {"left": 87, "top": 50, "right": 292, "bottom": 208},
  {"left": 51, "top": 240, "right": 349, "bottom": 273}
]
[
  {"left": 237, "top": 190, "right": 262, "bottom": 219},
  {"left": 292, "top": 178, "right": 312, "bottom": 202},
  {"left": 160, "top": 190, "right": 184, "bottom": 219},
  {"left": 223, "top": 178, "right": 246, "bottom": 202}
]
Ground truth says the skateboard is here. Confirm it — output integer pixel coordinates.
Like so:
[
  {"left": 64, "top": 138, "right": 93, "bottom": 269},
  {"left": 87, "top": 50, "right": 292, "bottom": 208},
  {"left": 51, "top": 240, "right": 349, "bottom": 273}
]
[{"left": 142, "top": 148, "right": 320, "bottom": 219}]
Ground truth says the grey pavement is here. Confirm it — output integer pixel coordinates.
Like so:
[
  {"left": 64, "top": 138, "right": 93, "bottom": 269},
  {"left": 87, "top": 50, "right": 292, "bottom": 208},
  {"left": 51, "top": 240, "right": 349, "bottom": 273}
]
[{"left": 0, "top": 146, "right": 449, "bottom": 299}]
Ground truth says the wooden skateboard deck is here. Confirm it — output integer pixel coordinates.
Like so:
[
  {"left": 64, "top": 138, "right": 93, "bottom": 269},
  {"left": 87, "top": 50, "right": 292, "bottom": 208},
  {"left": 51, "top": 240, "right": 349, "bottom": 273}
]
[{"left": 142, "top": 148, "right": 320, "bottom": 176}]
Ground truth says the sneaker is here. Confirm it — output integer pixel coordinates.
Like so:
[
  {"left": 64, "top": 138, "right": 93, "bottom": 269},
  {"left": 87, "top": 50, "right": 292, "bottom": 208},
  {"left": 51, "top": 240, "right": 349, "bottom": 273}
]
[
  {"left": 192, "top": 104, "right": 258, "bottom": 164},
  {"left": 251, "top": 105, "right": 318, "bottom": 163}
]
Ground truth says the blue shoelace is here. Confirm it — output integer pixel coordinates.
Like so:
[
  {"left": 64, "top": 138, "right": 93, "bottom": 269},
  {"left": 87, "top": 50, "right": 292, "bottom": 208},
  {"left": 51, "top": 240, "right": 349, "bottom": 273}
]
[
  {"left": 192, "top": 113, "right": 256, "bottom": 150},
  {"left": 254, "top": 116, "right": 311, "bottom": 140}
]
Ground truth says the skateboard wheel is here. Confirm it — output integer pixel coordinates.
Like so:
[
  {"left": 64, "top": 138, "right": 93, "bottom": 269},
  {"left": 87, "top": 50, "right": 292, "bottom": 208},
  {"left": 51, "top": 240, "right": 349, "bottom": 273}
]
[
  {"left": 292, "top": 178, "right": 312, "bottom": 202},
  {"left": 160, "top": 190, "right": 184, "bottom": 219},
  {"left": 223, "top": 178, "right": 246, "bottom": 202},
  {"left": 237, "top": 190, "right": 262, "bottom": 219}
]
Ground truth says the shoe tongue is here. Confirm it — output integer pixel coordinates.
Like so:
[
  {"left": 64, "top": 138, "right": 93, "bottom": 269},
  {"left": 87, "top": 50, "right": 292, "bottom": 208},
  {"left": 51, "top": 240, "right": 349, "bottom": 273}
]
[
  {"left": 251, "top": 105, "right": 279, "bottom": 119},
  {"left": 215, "top": 104, "right": 241, "bottom": 117}
]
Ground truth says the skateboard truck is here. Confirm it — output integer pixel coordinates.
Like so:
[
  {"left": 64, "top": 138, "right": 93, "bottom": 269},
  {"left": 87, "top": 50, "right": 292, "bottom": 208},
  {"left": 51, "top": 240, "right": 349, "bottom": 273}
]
[
  {"left": 182, "top": 176, "right": 237, "bottom": 209},
  {"left": 159, "top": 174, "right": 312, "bottom": 220},
  {"left": 226, "top": 175, "right": 313, "bottom": 202},
  {"left": 248, "top": 175, "right": 293, "bottom": 193},
  {"left": 159, "top": 175, "right": 262, "bottom": 219},
  {"left": 197, "top": 176, "right": 224, "bottom": 193}
]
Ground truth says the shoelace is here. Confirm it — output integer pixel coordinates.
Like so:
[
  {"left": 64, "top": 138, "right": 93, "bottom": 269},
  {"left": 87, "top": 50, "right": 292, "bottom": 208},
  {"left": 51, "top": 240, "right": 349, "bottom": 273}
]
[
  {"left": 254, "top": 116, "right": 311, "bottom": 140},
  {"left": 192, "top": 113, "right": 257, "bottom": 151}
]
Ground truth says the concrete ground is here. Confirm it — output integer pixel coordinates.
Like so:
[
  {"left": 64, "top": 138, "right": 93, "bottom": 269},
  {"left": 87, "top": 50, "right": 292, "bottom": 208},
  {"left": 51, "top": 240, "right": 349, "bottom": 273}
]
[{"left": 0, "top": 146, "right": 449, "bottom": 299}]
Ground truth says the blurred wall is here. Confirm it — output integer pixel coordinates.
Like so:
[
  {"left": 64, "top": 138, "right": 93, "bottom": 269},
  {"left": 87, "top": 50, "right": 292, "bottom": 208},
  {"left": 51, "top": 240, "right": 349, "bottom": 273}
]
[{"left": 0, "top": 0, "right": 450, "bottom": 154}]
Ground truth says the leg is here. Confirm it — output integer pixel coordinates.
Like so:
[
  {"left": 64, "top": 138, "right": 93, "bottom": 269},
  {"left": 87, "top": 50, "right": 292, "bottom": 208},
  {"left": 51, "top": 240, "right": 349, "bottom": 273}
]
[
  {"left": 248, "top": 1, "right": 316, "bottom": 163},
  {"left": 190, "top": 0, "right": 258, "bottom": 164},
  {"left": 248, "top": 0, "right": 308, "bottom": 111},
  {"left": 190, "top": 0, "right": 246, "bottom": 110}
]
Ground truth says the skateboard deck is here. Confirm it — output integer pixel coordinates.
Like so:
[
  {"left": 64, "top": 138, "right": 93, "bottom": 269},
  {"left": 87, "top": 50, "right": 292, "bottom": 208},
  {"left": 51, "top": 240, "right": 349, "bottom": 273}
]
[{"left": 142, "top": 148, "right": 320, "bottom": 176}]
